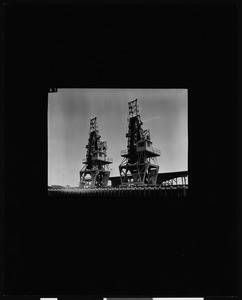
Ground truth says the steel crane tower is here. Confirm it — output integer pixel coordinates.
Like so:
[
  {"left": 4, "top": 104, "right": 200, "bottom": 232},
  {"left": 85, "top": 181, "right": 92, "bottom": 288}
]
[
  {"left": 79, "top": 117, "right": 113, "bottom": 188},
  {"left": 119, "top": 99, "right": 161, "bottom": 187}
]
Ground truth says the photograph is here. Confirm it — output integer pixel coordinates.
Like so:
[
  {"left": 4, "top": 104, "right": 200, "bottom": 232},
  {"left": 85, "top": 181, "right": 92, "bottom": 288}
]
[
  {"left": 48, "top": 89, "right": 188, "bottom": 198},
  {"left": 3, "top": 1, "right": 238, "bottom": 298}
]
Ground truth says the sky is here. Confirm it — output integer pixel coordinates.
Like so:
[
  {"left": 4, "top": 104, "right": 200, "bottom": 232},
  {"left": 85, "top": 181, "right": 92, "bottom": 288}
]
[{"left": 48, "top": 89, "right": 188, "bottom": 186}]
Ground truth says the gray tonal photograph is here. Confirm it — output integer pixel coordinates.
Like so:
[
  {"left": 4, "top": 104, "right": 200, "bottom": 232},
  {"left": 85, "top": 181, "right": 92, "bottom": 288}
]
[{"left": 48, "top": 89, "right": 188, "bottom": 198}]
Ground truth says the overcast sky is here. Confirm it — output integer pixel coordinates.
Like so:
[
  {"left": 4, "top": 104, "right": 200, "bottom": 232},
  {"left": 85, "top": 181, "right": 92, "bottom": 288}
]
[{"left": 48, "top": 89, "right": 188, "bottom": 186}]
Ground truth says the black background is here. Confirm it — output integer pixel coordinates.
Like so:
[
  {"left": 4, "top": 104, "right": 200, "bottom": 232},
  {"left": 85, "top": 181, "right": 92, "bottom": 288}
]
[{"left": 3, "top": 0, "right": 238, "bottom": 298}]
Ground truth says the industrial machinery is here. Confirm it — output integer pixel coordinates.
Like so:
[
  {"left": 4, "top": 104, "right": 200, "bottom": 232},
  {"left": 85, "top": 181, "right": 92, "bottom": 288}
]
[
  {"left": 119, "top": 99, "right": 161, "bottom": 187},
  {"left": 79, "top": 117, "right": 113, "bottom": 188}
]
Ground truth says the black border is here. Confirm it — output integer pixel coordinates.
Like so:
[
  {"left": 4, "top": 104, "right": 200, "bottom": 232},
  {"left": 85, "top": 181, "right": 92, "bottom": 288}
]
[{"left": 2, "top": 0, "right": 239, "bottom": 298}]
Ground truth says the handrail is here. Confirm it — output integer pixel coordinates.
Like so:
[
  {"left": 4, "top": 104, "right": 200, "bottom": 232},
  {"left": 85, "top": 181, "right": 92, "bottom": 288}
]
[
  {"left": 121, "top": 149, "right": 128, "bottom": 155},
  {"left": 151, "top": 147, "right": 161, "bottom": 155},
  {"left": 82, "top": 157, "right": 113, "bottom": 163},
  {"left": 105, "top": 157, "right": 113, "bottom": 162},
  {"left": 121, "top": 148, "right": 160, "bottom": 155}
]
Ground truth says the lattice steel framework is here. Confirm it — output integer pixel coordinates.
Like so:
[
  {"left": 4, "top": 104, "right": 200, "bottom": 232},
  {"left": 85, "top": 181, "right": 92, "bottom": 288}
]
[
  {"left": 119, "top": 99, "right": 161, "bottom": 187},
  {"left": 79, "top": 117, "right": 113, "bottom": 188}
]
